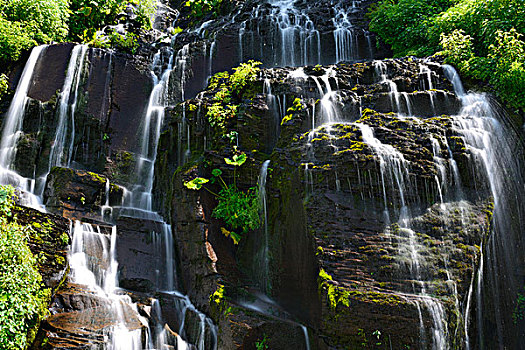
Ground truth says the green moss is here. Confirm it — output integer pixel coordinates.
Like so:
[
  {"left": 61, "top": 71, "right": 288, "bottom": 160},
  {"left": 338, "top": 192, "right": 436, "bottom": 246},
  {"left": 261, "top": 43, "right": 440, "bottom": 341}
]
[{"left": 347, "top": 290, "right": 408, "bottom": 306}]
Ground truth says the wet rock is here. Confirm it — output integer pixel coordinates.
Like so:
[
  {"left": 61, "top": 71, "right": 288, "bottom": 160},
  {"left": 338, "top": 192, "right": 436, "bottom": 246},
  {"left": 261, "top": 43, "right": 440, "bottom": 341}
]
[
  {"left": 5, "top": 44, "right": 154, "bottom": 189},
  {"left": 44, "top": 167, "right": 123, "bottom": 222},
  {"left": 37, "top": 283, "right": 145, "bottom": 350},
  {"left": 154, "top": 57, "right": 494, "bottom": 349},
  {"left": 12, "top": 205, "right": 70, "bottom": 291},
  {"left": 114, "top": 216, "right": 173, "bottom": 293}
]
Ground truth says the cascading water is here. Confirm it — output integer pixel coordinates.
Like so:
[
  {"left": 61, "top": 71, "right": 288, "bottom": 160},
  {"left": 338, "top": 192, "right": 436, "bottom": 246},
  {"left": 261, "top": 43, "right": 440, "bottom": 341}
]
[
  {"left": 0, "top": 45, "right": 47, "bottom": 207},
  {"left": 0, "top": 43, "right": 89, "bottom": 204},
  {"left": 236, "top": 0, "right": 373, "bottom": 67},
  {"left": 111, "top": 42, "right": 217, "bottom": 349},
  {"left": 0, "top": 26, "right": 217, "bottom": 350},
  {"left": 265, "top": 60, "right": 522, "bottom": 348},
  {"left": 48, "top": 44, "right": 88, "bottom": 171},
  {"left": 443, "top": 65, "right": 525, "bottom": 349},
  {"left": 255, "top": 160, "right": 271, "bottom": 293},
  {"left": 373, "top": 60, "right": 414, "bottom": 116},
  {"left": 69, "top": 222, "right": 145, "bottom": 349}
]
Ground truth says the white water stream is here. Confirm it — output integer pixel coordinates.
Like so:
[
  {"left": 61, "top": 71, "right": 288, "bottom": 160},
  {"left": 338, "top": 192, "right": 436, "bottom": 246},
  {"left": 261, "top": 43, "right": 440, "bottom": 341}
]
[{"left": 0, "top": 45, "right": 47, "bottom": 208}]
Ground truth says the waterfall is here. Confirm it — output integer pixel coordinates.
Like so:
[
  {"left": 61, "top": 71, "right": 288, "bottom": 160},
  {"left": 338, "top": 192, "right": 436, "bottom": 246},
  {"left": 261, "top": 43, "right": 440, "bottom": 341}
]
[
  {"left": 373, "top": 60, "right": 408, "bottom": 115},
  {"left": 237, "top": 0, "right": 370, "bottom": 67},
  {"left": 443, "top": 65, "right": 525, "bottom": 348},
  {"left": 48, "top": 44, "right": 88, "bottom": 171},
  {"left": 69, "top": 222, "right": 146, "bottom": 350},
  {"left": 125, "top": 48, "right": 173, "bottom": 214},
  {"left": 333, "top": 2, "right": 357, "bottom": 63},
  {"left": 0, "top": 45, "right": 47, "bottom": 208},
  {"left": 256, "top": 160, "right": 271, "bottom": 293},
  {"left": 300, "top": 325, "right": 311, "bottom": 350},
  {"left": 111, "top": 43, "right": 217, "bottom": 349}
]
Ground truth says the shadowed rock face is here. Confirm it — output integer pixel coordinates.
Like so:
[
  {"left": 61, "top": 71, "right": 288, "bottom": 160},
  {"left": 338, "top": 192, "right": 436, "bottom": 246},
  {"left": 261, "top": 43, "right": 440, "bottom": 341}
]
[
  {"left": 1, "top": 0, "right": 521, "bottom": 348},
  {"left": 44, "top": 167, "right": 123, "bottom": 222},
  {"left": 153, "top": 57, "right": 495, "bottom": 349},
  {"left": 2, "top": 44, "right": 154, "bottom": 189},
  {"left": 12, "top": 205, "right": 70, "bottom": 291}
]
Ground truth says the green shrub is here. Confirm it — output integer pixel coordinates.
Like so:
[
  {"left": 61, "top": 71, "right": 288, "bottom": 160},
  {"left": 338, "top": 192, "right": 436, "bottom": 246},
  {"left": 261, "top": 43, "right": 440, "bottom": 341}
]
[
  {"left": 0, "top": 185, "right": 49, "bottom": 350},
  {"left": 369, "top": 0, "right": 525, "bottom": 111},
  {"left": 368, "top": 0, "right": 456, "bottom": 56},
  {"left": 0, "top": 0, "right": 69, "bottom": 64},
  {"left": 185, "top": 0, "right": 223, "bottom": 20},
  {"left": 0, "top": 74, "right": 8, "bottom": 102},
  {"left": 255, "top": 334, "right": 269, "bottom": 350},
  {"left": 68, "top": 0, "right": 155, "bottom": 41},
  {"left": 213, "top": 185, "right": 259, "bottom": 243},
  {"left": 0, "top": 0, "right": 69, "bottom": 42},
  {"left": 69, "top": 0, "right": 125, "bottom": 41},
  {"left": 184, "top": 153, "right": 261, "bottom": 244},
  {"left": 230, "top": 60, "right": 262, "bottom": 94},
  {"left": 206, "top": 61, "right": 261, "bottom": 135}
]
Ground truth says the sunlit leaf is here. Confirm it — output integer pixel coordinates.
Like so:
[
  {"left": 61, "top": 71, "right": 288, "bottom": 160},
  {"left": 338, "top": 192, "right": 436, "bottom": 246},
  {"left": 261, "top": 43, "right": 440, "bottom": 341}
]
[
  {"left": 230, "top": 231, "right": 242, "bottom": 245},
  {"left": 184, "top": 177, "right": 209, "bottom": 190},
  {"left": 224, "top": 153, "right": 247, "bottom": 166},
  {"left": 221, "top": 227, "right": 231, "bottom": 237}
]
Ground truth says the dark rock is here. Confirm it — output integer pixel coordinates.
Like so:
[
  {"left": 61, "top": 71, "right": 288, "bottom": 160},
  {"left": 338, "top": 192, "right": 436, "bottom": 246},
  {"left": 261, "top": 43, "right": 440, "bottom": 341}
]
[
  {"left": 44, "top": 167, "right": 123, "bottom": 222},
  {"left": 12, "top": 205, "right": 70, "bottom": 291}
]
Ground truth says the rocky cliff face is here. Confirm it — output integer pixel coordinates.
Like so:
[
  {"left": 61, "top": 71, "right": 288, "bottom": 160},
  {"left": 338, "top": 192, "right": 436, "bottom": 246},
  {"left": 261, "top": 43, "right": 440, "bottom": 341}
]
[
  {"left": 1, "top": 0, "right": 524, "bottom": 349},
  {"left": 153, "top": 58, "right": 500, "bottom": 349}
]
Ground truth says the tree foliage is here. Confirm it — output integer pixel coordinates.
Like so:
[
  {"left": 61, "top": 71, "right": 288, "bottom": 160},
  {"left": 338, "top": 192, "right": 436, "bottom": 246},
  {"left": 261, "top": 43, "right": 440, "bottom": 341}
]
[
  {"left": 68, "top": 0, "right": 155, "bottom": 41},
  {"left": 369, "top": 0, "right": 525, "bottom": 111},
  {"left": 0, "top": 0, "right": 69, "bottom": 64},
  {"left": 0, "top": 0, "right": 156, "bottom": 65}
]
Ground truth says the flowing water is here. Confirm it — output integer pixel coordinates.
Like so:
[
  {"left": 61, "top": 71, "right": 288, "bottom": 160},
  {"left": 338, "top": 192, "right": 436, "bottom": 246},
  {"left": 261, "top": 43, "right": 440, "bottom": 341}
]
[
  {"left": 2, "top": 1, "right": 524, "bottom": 348},
  {"left": 261, "top": 60, "right": 524, "bottom": 348},
  {"left": 69, "top": 222, "right": 146, "bottom": 349},
  {"left": 235, "top": 0, "right": 373, "bottom": 67},
  {"left": 0, "top": 45, "right": 47, "bottom": 208},
  {"left": 0, "top": 36, "right": 216, "bottom": 350},
  {"left": 48, "top": 44, "right": 88, "bottom": 170},
  {"left": 256, "top": 160, "right": 271, "bottom": 294},
  {"left": 443, "top": 65, "right": 525, "bottom": 349}
]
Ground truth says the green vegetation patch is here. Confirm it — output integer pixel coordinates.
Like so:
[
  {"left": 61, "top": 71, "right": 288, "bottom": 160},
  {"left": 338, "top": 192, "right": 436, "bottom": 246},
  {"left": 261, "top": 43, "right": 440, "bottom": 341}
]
[
  {"left": 369, "top": 0, "right": 525, "bottom": 111},
  {"left": 184, "top": 152, "right": 260, "bottom": 244},
  {"left": 206, "top": 61, "right": 261, "bottom": 137},
  {"left": 0, "top": 0, "right": 156, "bottom": 65},
  {"left": 0, "top": 185, "right": 50, "bottom": 350}
]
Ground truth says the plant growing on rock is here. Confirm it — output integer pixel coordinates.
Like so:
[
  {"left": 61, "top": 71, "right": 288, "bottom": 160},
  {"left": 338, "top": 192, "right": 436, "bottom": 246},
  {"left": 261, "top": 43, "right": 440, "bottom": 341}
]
[
  {"left": 184, "top": 152, "right": 260, "bottom": 244},
  {"left": 69, "top": 0, "right": 156, "bottom": 41},
  {"left": 206, "top": 61, "right": 261, "bottom": 137},
  {"left": 0, "top": 185, "right": 50, "bottom": 350},
  {"left": 318, "top": 268, "right": 350, "bottom": 311},
  {"left": 281, "top": 97, "right": 304, "bottom": 125},
  {"left": 185, "top": 0, "right": 223, "bottom": 19},
  {"left": 0, "top": 74, "right": 8, "bottom": 102},
  {"left": 513, "top": 287, "right": 525, "bottom": 324},
  {"left": 255, "top": 334, "right": 269, "bottom": 350}
]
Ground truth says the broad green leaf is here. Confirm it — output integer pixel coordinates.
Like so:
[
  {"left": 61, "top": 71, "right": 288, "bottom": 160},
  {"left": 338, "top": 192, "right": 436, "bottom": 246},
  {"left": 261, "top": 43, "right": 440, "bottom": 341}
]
[
  {"left": 212, "top": 168, "right": 222, "bottom": 177},
  {"left": 224, "top": 153, "right": 247, "bottom": 166},
  {"left": 184, "top": 177, "right": 209, "bottom": 190}
]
